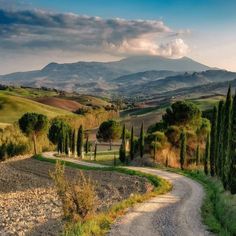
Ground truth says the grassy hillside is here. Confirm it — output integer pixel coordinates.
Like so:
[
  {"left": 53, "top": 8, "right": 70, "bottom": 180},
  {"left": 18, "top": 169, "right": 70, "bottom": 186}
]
[
  {"left": 189, "top": 95, "right": 224, "bottom": 110},
  {"left": 0, "top": 92, "right": 73, "bottom": 124}
]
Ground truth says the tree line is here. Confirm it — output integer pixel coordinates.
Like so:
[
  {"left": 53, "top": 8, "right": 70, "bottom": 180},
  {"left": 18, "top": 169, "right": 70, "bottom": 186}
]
[
  {"left": 206, "top": 86, "right": 236, "bottom": 194},
  {"left": 18, "top": 114, "right": 85, "bottom": 158}
]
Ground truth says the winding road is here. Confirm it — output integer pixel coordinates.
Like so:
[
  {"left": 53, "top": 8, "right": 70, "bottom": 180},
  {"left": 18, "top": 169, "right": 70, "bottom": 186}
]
[{"left": 44, "top": 154, "right": 213, "bottom": 236}]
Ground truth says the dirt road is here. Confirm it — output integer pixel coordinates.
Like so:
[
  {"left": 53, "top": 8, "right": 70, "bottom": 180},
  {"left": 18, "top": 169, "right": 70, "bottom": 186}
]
[{"left": 109, "top": 167, "right": 212, "bottom": 236}]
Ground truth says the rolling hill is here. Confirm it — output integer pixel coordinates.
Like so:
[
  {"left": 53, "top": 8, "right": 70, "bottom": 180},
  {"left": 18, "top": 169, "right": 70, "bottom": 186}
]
[{"left": 0, "top": 92, "right": 74, "bottom": 124}]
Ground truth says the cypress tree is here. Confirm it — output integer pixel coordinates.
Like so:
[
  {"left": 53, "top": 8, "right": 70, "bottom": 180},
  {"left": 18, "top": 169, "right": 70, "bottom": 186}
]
[
  {"left": 216, "top": 100, "right": 224, "bottom": 177},
  {"left": 204, "top": 133, "right": 210, "bottom": 175},
  {"left": 94, "top": 143, "right": 97, "bottom": 161},
  {"left": 210, "top": 106, "right": 218, "bottom": 176},
  {"left": 119, "top": 124, "right": 126, "bottom": 163},
  {"left": 222, "top": 86, "right": 232, "bottom": 189},
  {"left": 65, "top": 131, "right": 69, "bottom": 155},
  {"left": 139, "top": 122, "right": 144, "bottom": 158},
  {"left": 130, "top": 126, "right": 135, "bottom": 160},
  {"left": 153, "top": 135, "right": 157, "bottom": 160},
  {"left": 77, "top": 125, "right": 84, "bottom": 158},
  {"left": 85, "top": 136, "right": 89, "bottom": 154},
  {"left": 196, "top": 144, "right": 200, "bottom": 166},
  {"left": 229, "top": 91, "right": 236, "bottom": 193},
  {"left": 180, "top": 130, "right": 186, "bottom": 170},
  {"left": 71, "top": 129, "right": 76, "bottom": 156}
]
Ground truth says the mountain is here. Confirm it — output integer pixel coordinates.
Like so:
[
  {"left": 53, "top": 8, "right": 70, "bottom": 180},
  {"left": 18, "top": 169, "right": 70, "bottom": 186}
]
[
  {"left": 114, "top": 70, "right": 236, "bottom": 95},
  {"left": 0, "top": 55, "right": 224, "bottom": 96},
  {"left": 108, "top": 56, "right": 211, "bottom": 72}
]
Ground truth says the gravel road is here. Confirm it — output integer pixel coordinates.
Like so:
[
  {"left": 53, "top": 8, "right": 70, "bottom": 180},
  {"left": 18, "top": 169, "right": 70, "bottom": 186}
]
[{"left": 109, "top": 167, "right": 213, "bottom": 236}]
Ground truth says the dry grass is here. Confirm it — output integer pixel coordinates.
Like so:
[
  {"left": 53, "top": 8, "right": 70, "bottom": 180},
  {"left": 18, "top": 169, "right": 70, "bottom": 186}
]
[{"left": 50, "top": 161, "right": 97, "bottom": 222}]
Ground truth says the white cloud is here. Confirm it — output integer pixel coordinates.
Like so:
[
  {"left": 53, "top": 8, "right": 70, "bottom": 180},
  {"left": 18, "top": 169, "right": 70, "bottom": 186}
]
[{"left": 0, "top": 8, "right": 190, "bottom": 73}]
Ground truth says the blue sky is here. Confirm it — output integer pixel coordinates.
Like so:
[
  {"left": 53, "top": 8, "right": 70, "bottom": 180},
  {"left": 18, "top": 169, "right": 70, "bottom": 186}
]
[
  {"left": 28, "top": 0, "right": 236, "bottom": 27},
  {"left": 0, "top": 0, "right": 235, "bottom": 73}
]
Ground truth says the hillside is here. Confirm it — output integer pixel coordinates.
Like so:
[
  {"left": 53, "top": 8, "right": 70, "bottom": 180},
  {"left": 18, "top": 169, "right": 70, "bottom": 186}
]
[{"left": 0, "top": 92, "right": 73, "bottom": 124}]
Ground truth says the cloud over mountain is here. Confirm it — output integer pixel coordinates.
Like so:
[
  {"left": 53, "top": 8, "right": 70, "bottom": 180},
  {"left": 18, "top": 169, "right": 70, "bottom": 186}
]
[
  {"left": 0, "top": 7, "right": 190, "bottom": 74},
  {"left": 0, "top": 8, "right": 188, "bottom": 57}
]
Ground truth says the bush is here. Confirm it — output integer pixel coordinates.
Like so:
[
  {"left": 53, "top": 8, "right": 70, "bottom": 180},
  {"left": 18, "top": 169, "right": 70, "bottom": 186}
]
[
  {"left": 163, "top": 101, "right": 201, "bottom": 127},
  {"left": 147, "top": 121, "right": 167, "bottom": 133},
  {"left": 50, "top": 161, "right": 97, "bottom": 222}
]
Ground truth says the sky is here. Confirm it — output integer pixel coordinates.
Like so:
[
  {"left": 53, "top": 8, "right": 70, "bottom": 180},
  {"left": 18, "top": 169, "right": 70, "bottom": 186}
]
[{"left": 0, "top": 0, "right": 236, "bottom": 74}]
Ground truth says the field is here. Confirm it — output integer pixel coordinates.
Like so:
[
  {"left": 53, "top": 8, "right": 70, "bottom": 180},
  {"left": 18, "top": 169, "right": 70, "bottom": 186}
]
[
  {"left": 0, "top": 87, "right": 113, "bottom": 128},
  {"left": 0, "top": 92, "right": 73, "bottom": 124}
]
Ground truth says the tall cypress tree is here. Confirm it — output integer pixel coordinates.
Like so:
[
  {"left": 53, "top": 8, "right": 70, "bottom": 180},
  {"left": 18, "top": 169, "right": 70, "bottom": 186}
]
[
  {"left": 222, "top": 86, "right": 232, "bottom": 189},
  {"left": 65, "top": 131, "right": 69, "bottom": 155},
  {"left": 119, "top": 124, "right": 126, "bottom": 163},
  {"left": 130, "top": 126, "right": 135, "bottom": 160},
  {"left": 94, "top": 143, "right": 97, "bottom": 161},
  {"left": 196, "top": 144, "right": 200, "bottom": 166},
  {"left": 210, "top": 106, "right": 218, "bottom": 176},
  {"left": 139, "top": 122, "right": 144, "bottom": 158},
  {"left": 85, "top": 136, "right": 89, "bottom": 154},
  {"left": 77, "top": 125, "right": 84, "bottom": 158},
  {"left": 204, "top": 133, "right": 210, "bottom": 175},
  {"left": 71, "top": 129, "right": 76, "bottom": 156},
  {"left": 180, "top": 130, "right": 186, "bottom": 170},
  {"left": 229, "top": 91, "right": 236, "bottom": 193},
  {"left": 216, "top": 100, "right": 224, "bottom": 177}
]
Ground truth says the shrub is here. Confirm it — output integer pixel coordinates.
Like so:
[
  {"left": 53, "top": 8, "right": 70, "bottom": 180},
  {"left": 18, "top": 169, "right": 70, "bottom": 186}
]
[{"left": 50, "top": 161, "right": 97, "bottom": 222}]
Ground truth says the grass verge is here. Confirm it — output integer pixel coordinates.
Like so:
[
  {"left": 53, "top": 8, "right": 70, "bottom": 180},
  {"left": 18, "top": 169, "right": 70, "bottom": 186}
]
[
  {"left": 163, "top": 167, "right": 236, "bottom": 236},
  {"left": 34, "top": 155, "right": 172, "bottom": 236}
]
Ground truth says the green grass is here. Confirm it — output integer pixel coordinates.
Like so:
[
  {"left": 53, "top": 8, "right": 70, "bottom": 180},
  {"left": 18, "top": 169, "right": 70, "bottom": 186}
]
[
  {"left": 189, "top": 96, "right": 224, "bottom": 111},
  {"left": 34, "top": 155, "right": 172, "bottom": 236},
  {"left": 0, "top": 92, "right": 74, "bottom": 123},
  {"left": 1, "top": 87, "right": 58, "bottom": 98},
  {"left": 83, "top": 151, "right": 120, "bottom": 166},
  {"left": 162, "top": 167, "right": 236, "bottom": 236}
]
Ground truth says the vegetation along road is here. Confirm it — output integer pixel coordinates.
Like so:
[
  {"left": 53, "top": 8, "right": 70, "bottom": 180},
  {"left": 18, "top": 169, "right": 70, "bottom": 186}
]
[{"left": 45, "top": 155, "right": 212, "bottom": 236}]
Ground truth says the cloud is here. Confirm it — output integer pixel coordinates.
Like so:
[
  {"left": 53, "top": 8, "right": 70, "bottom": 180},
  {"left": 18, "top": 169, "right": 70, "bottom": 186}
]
[{"left": 0, "top": 8, "right": 189, "bottom": 58}]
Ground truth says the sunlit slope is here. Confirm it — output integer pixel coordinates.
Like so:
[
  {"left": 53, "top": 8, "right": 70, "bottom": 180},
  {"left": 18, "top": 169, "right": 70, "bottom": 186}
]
[{"left": 0, "top": 93, "right": 73, "bottom": 124}]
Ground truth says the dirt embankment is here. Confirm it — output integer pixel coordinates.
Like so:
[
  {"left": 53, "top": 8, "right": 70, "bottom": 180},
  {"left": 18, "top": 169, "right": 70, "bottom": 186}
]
[{"left": 0, "top": 156, "right": 152, "bottom": 236}]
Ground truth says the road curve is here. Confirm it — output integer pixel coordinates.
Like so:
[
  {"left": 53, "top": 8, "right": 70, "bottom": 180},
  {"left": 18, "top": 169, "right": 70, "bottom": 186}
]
[
  {"left": 109, "top": 167, "right": 213, "bottom": 236},
  {"left": 42, "top": 154, "right": 212, "bottom": 236}
]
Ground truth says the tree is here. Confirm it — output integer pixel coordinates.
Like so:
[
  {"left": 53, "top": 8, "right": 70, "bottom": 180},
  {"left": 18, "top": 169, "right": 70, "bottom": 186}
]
[
  {"left": 179, "top": 130, "right": 186, "bottom": 170},
  {"left": 139, "top": 122, "right": 145, "bottom": 158},
  {"left": 77, "top": 125, "right": 84, "bottom": 158},
  {"left": 71, "top": 129, "right": 76, "bottom": 156},
  {"left": 85, "top": 136, "right": 89, "bottom": 154},
  {"left": 96, "top": 120, "right": 121, "bottom": 149},
  {"left": 216, "top": 100, "right": 224, "bottom": 176},
  {"left": 163, "top": 101, "right": 201, "bottom": 127},
  {"left": 229, "top": 91, "right": 236, "bottom": 194},
  {"left": 48, "top": 118, "right": 71, "bottom": 154},
  {"left": 119, "top": 124, "right": 126, "bottom": 163},
  {"left": 222, "top": 86, "right": 232, "bottom": 189},
  {"left": 204, "top": 133, "right": 210, "bottom": 175},
  {"left": 65, "top": 132, "right": 69, "bottom": 155},
  {"left": 19, "top": 113, "right": 48, "bottom": 155},
  {"left": 130, "top": 126, "right": 135, "bottom": 160},
  {"left": 210, "top": 106, "right": 218, "bottom": 176},
  {"left": 196, "top": 144, "right": 200, "bottom": 166},
  {"left": 94, "top": 143, "right": 97, "bottom": 161}
]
